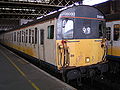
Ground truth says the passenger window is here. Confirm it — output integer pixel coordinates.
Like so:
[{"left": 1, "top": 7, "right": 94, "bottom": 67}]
[
  {"left": 106, "top": 27, "right": 111, "bottom": 41},
  {"left": 17, "top": 32, "right": 19, "bottom": 42},
  {"left": 23, "top": 31, "right": 25, "bottom": 43},
  {"left": 14, "top": 32, "right": 16, "bottom": 42},
  {"left": 10, "top": 34, "right": 11, "bottom": 41},
  {"left": 40, "top": 30, "right": 44, "bottom": 45},
  {"left": 29, "top": 29, "right": 32, "bottom": 43},
  {"left": 11, "top": 33, "right": 12, "bottom": 41},
  {"left": 26, "top": 30, "right": 28, "bottom": 43},
  {"left": 22, "top": 31, "right": 24, "bottom": 43},
  {"left": 9, "top": 34, "right": 11, "bottom": 41},
  {"left": 20, "top": 31, "right": 21, "bottom": 42},
  {"left": 35, "top": 28, "right": 37, "bottom": 44},
  {"left": 32, "top": 30, "right": 34, "bottom": 44},
  {"left": 114, "top": 24, "right": 120, "bottom": 41},
  {"left": 12, "top": 33, "right": 14, "bottom": 42},
  {"left": 48, "top": 25, "right": 54, "bottom": 39}
]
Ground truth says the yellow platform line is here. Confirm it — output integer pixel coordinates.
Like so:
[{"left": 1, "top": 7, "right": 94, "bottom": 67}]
[{"left": 1, "top": 50, "right": 40, "bottom": 90}]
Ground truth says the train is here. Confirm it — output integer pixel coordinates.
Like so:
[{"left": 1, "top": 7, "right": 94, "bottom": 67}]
[
  {"left": 106, "top": 13, "right": 120, "bottom": 73},
  {"left": 0, "top": 5, "right": 108, "bottom": 84}
]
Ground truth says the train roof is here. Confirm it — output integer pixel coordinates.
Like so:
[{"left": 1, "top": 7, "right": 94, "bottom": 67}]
[{"left": 4, "top": 5, "right": 105, "bottom": 33}]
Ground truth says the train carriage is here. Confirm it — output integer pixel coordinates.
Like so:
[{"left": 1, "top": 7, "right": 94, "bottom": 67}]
[
  {"left": 106, "top": 13, "right": 120, "bottom": 72},
  {"left": 0, "top": 5, "right": 108, "bottom": 83}
]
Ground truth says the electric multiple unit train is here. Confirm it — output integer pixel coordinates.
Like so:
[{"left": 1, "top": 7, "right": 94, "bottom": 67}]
[
  {"left": 0, "top": 5, "right": 108, "bottom": 83},
  {"left": 106, "top": 13, "right": 120, "bottom": 72}
]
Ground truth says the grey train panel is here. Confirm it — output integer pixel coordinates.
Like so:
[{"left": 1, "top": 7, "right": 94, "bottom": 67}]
[{"left": 57, "top": 6, "right": 105, "bottom": 40}]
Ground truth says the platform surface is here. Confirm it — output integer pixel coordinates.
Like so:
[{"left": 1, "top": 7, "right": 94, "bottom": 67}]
[{"left": 0, "top": 45, "right": 76, "bottom": 90}]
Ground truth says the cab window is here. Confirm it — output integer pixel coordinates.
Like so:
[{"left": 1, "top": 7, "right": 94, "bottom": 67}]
[
  {"left": 62, "top": 19, "right": 73, "bottom": 39},
  {"left": 99, "top": 21, "right": 105, "bottom": 38}
]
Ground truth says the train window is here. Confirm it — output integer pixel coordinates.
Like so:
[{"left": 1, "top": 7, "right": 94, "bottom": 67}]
[
  {"left": 12, "top": 33, "right": 13, "bottom": 42},
  {"left": 32, "top": 30, "right": 34, "bottom": 44},
  {"left": 10, "top": 33, "right": 11, "bottom": 41},
  {"left": 20, "top": 31, "right": 22, "bottom": 42},
  {"left": 106, "top": 27, "right": 111, "bottom": 41},
  {"left": 35, "top": 28, "right": 37, "bottom": 44},
  {"left": 62, "top": 19, "right": 73, "bottom": 39},
  {"left": 26, "top": 30, "right": 28, "bottom": 43},
  {"left": 14, "top": 32, "right": 16, "bottom": 42},
  {"left": 40, "top": 30, "right": 44, "bottom": 45},
  {"left": 29, "top": 29, "right": 32, "bottom": 43},
  {"left": 48, "top": 25, "right": 54, "bottom": 39},
  {"left": 17, "top": 32, "right": 19, "bottom": 42},
  {"left": 114, "top": 24, "right": 120, "bottom": 41},
  {"left": 23, "top": 31, "right": 25, "bottom": 43},
  {"left": 9, "top": 34, "right": 10, "bottom": 41},
  {"left": 22, "top": 31, "right": 24, "bottom": 42},
  {"left": 99, "top": 21, "right": 105, "bottom": 38},
  {"left": 11, "top": 33, "right": 13, "bottom": 41}
]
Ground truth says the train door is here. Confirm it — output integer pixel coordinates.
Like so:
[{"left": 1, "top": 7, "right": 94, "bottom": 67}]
[
  {"left": 38, "top": 29, "right": 45, "bottom": 60},
  {"left": 30, "top": 28, "right": 38, "bottom": 57}
]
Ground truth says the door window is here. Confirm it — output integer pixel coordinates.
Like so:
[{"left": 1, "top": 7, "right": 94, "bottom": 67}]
[
  {"left": 29, "top": 29, "right": 32, "bottom": 43},
  {"left": 114, "top": 24, "right": 120, "bottom": 41},
  {"left": 40, "top": 30, "right": 44, "bottom": 45},
  {"left": 106, "top": 27, "right": 111, "bottom": 41},
  {"left": 14, "top": 32, "right": 16, "bottom": 42},
  {"left": 35, "top": 28, "right": 37, "bottom": 44},
  {"left": 25, "top": 30, "right": 28, "bottom": 43}
]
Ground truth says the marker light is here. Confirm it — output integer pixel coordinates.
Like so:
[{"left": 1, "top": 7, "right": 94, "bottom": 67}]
[{"left": 85, "top": 57, "right": 90, "bottom": 63}]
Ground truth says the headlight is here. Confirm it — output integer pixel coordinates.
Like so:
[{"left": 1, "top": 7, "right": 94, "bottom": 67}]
[{"left": 85, "top": 57, "right": 90, "bottom": 63}]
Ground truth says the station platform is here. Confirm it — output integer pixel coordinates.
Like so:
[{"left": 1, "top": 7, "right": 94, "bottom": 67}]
[{"left": 0, "top": 45, "right": 76, "bottom": 90}]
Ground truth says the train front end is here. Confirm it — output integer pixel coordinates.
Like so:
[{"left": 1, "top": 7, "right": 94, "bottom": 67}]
[{"left": 56, "top": 5, "right": 108, "bottom": 81}]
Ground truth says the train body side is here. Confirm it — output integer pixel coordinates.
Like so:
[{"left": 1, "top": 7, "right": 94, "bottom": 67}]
[
  {"left": 0, "top": 18, "right": 57, "bottom": 67},
  {"left": 106, "top": 20, "right": 120, "bottom": 73},
  {"left": 106, "top": 20, "right": 120, "bottom": 60}
]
